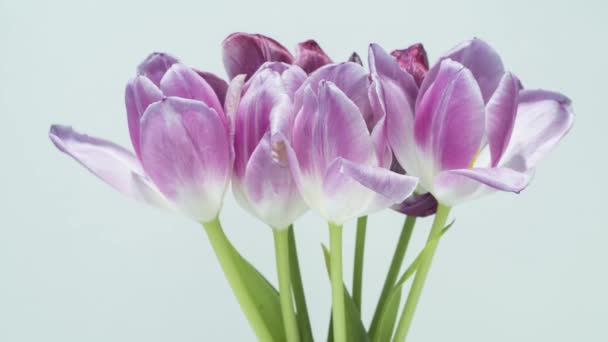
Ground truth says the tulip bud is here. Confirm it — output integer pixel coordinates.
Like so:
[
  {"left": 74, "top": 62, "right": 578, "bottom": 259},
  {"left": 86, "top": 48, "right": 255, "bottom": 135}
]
[
  {"left": 136, "top": 52, "right": 179, "bottom": 86},
  {"left": 390, "top": 43, "right": 429, "bottom": 86},
  {"left": 294, "top": 40, "right": 332, "bottom": 74}
]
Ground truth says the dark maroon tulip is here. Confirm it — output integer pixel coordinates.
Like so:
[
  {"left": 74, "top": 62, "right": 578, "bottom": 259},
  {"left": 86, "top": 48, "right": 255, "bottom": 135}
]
[{"left": 390, "top": 43, "right": 429, "bottom": 86}]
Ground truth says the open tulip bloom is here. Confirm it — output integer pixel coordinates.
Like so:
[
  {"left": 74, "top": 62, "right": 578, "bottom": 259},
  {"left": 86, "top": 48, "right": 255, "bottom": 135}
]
[{"left": 49, "top": 33, "right": 573, "bottom": 342}]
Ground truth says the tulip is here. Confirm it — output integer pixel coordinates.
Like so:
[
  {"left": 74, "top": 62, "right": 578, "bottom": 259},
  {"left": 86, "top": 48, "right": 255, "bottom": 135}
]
[
  {"left": 390, "top": 43, "right": 429, "bottom": 86},
  {"left": 276, "top": 61, "right": 418, "bottom": 342},
  {"left": 222, "top": 32, "right": 332, "bottom": 80},
  {"left": 370, "top": 40, "right": 574, "bottom": 342}
]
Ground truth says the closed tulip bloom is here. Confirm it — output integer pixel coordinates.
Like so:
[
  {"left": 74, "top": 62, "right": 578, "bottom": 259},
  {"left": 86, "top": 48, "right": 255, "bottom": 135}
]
[
  {"left": 278, "top": 62, "right": 419, "bottom": 225},
  {"left": 230, "top": 63, "right": 308, "bottom": 229},
  {"left": 222, "top": 32, "right": 332, "bottom": 80},
  {"left": 50, "top": 53, "right": 231, "bottom": 222},
  {"left": 371, "top": 39, "right": 574, "bottom": 207}
]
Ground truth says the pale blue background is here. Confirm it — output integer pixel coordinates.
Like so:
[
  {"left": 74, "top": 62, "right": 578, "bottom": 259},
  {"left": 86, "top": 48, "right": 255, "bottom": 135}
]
[{"left": 1, "top": 0, "right": 606, "bottom": 341}]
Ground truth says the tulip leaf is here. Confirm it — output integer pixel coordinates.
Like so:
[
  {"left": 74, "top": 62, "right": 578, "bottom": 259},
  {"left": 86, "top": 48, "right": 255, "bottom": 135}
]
[
  {"left": 374, "top": 220, "right": 455, "bottom": 341},
  {"left": 322, "top": 244, "right": 371, "bottom": 342},
  {"left": 232, "top": 246, "right": 286, "bottom": 342}
]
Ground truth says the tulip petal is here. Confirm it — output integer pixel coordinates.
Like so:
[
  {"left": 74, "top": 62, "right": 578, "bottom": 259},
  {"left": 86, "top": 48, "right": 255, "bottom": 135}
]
[
  {"left": 242, "top": 133, "right": 307, "bottom": 229},
  {"left": 296, "top": 62, "right": 374, "bottom": 129},
  {"left": 414, "top": 59, "right": 485, "bottom": 172},
  {"left": 486, "top": 72, "right": 519, "bottom": 166},
  {"left": 391, "top": 192, "right": 438, "bottom": 217},
  {"left": 160, "top": 64, "right": 224, "bottom": 119},
  {"left": 49, "top": 125, "right": 168, "bottom": 207},
  {"left": 222, "top": 32, "right": 294, "bottom": 80},
  {"left": 433, "top": 167, "right": 532, "bottom": 205},
  {"left": 139, "top": 97, "right": 230, "bottom": 222},
  {"left": 194, "top": 69, "right": 229, "bottom": 104},
  {"left": 294, "top": 39, "right": 333, "bottom": 74},
  {"left": 420, "top": 38, "right": 505, "bottom": 103},
  {"left": 501, "top": 89, "right": 574, "bottom": 171},
  {"left": 390, "top": 43, "right": 429, "bottom": 86},
  {"left": 137, "top": 52, "right": 179, "bottom": 87},
  {"left": 125, "top": 76, "right": 163, "bottom": 159},
  {"left": 292, "top": 82, "right": 374, "bottom": 181}
]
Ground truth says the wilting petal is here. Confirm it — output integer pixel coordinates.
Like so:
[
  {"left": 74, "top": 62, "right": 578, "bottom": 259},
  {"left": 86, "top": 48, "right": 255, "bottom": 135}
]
[
  {"left": 294, "top": 40, "right": 333, "bottom": 74},
  {"left": 486, "top": 72, "right": 519, "bottom": 166},
  {"left": 160, "top": 64, "right": 224, "bottom": 118},
  {"left": 234, "top": 69, "right": 291, "bottom": 178},
  {"left": 292, "top": 82, "right": 374, "bottom": 181},
  {"left": 222, "top": 32, "right": 293, "bottom": 80},
  {"left": 194, "top": 69, "right": 229, "bottom": 104},
  {"left": 419, "top": 38, "right": 505, "bottom": 104},
  {"left": 297, "top": 62, "right": 373, "bottom": 128},
  {"left": 137, "top": 52, "right": 179, "bottom": 87},
  {"left": 139, "top": 97, "right": 231, "bottom": 222},
  {"left": 501, "top": 89, "right": 574, "bottom": 171},
  {"left": 125, "top": 76, "right": 163, "bottom": 158},
  {"left": 391, "top": 192, "right": 438, "bottom": 217},
  {"left": 48, "top": 125, "right": 168, "bottom": 207},
  {"left": 242, "top": 133, "right": 307, "bottom": 229},
  {"left": 433, "top": 167, "right": 533, "bottom": 205},
  {"left": 390, "top": 43, "right": 429, "bottom": 86},
  {"left": 414, "top": 59, "right": 485, "bottom": 172}
]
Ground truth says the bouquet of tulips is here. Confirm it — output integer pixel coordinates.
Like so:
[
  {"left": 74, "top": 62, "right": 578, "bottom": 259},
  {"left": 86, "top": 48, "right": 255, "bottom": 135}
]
[{"left": 49, "top": 32, "right": 574, "bottom": 342}]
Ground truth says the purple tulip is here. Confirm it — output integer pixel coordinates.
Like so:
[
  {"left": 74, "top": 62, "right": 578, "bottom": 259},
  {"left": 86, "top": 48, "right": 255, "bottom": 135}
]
[
  {"left": 230, "top": 62, "right": 308, "bottom": 229},
  {"left": 222, "top": 32, "right": 332, "bottom": 80},
  {"left": 275, "top": 62, "right": 419, "bottom": 225},
  {"left": 371, "top": 39, "right": 574, "bottom": 206},
  {"left": 49, "top": 53, "right": 232, "bottom": 222}
]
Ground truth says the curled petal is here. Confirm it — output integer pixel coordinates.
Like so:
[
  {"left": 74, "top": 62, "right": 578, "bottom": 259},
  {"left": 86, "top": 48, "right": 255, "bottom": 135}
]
[
  {"left": 390, "top": 43, "right": 429, "bottom": 86},
  {"left": 222, "top": 32, "right": 293, "bottom": 80},
  {"left": 137, "top": 52, "right": 179, "bottom": 87},
  {"left": 414, "top": 59, "right": 485, "bottom": 172},
  {"left": 501, "top": 89, "right": 574, "bottom": 171},
  {"left": 194, "top": 69, "right": 229, "bottom": 104},
  {"left": 48, "top": 125, "right": 169, "bottom": 207},
  {"left": 391, "top": 192, "right": 438, "bottom": 217},
  {"left": 294, "top": 39, "right": 333, "bottom": 74},
  {"left": 139, "top": 97, "right": 231, "bottom": 222},
  {"left": 160, "top": 64, "right": 224, "bottom": 119},
  {"left": 433, "top": 167, "right": 533, "bottom": 206},
  {"left": 486, "top": 72, "right": 519, "bottom": 166},
  {"left": 125, "top": 76, "right": 163, "bottom": 158}
]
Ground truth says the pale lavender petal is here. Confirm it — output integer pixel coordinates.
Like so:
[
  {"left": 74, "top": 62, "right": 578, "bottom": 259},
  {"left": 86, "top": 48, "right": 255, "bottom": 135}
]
[
  {"left": 501, "top": 89, "right": 574, "bottom": 171},
  {"left": 294, "top": 40, "right": 333, "bottom": 74},
  {"left": 486, "top": 72, "right": 519, "bottom": 166},
  {"left": 433, "top": 167, "right": 533, "bottom": 205},
  {"left": 48, "top": 125, "right": 167, "bottom": 206},
  {"left": 390, "top": 43, "right": 429, "bottom": 86},
  {"left": 194, "top": 69, "right": 229, "bottom": 104},
  {"left": 419, "top": 38, "right": 505, "bottom": 103},
  {"left": 292, "top": 82, "right": 374, "bottom": 181},
  {"left": 296, "top": 62, "right": 374, "bottom": 129},
  {"left": 125, "top": 76, "right": 163, "bottom": 158},
  {"left": 160, "top": 64, "right": 224, "bottom": 118},
  {"left": 414, "top": 59, "right": 485, "bottom": 172},
  {"left": 233, "top": 69, "right": 291, "bottom": 178},
  {"left": 242, "top": 133, "right": 307, "bottom": 229},
  {"left": 137, "top": 52, "right": 179, "bottom": 87},
  {"left": 224, "top": 74, "right": 247, "bottom": 126},
  {"left": 139, "top": 97, "right": 231, "bottom": 222},
  {"left": 369, "top": 44, "right": 418, "bottom": 107},
  {"left": 249, "top": 62, "right": 306, "bottom": 98},
  {"left": 222, "top": 32, "right": 294, "bottom": 80},
  {"left": 391, "top": 193, "right": 438, "bottom": 217}
]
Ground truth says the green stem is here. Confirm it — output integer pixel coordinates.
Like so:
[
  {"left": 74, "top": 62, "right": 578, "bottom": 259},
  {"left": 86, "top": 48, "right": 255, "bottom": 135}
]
[
  {"left": 369, "top": 216, "right": 417, "bottom": 339},
  {"left": 202, "top": 218, "right": 274, "bottom": 342},
  {"left": 288, "top": 226, "right": 314, "bottom": 342},
  {"left": 329, "top": 222, "right": 346, "bottom": 342},
  {"left": 273, "top": 229, "right": 301, "bottom": 342},
  {"left": 352, "top": 216, "right": 367, "bottom": 312},
  {"left": 392, "top": 205, "right": 451, "bottom": 342}
]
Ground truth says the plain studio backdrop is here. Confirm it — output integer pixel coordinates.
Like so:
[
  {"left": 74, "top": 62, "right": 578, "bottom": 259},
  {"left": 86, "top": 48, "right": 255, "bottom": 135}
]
[{"left": 1, "top": 0, "right": 606, "bottom": 341}]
